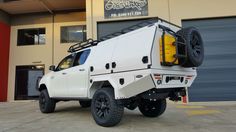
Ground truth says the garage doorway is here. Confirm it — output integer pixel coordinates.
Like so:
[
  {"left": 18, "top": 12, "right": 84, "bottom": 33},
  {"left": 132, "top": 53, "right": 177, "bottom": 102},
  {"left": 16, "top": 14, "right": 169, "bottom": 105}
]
[
  {"left": 183, "top": 17, "right": 236, "bottom": 102},
  {"left": 15, "top": 65, "right": 44, "bottom": 100}
]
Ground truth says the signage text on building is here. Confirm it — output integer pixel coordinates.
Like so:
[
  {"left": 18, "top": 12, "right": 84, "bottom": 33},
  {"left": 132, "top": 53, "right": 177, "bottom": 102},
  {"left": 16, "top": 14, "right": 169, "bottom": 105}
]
[{"left": 104, "top": 0, "right": 149, "bottom": 19}]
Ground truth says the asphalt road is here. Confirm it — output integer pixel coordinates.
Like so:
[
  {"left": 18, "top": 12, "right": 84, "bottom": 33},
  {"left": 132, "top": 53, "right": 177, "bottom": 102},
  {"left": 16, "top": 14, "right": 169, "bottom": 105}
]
[{"left": 0, "top": 101, "right": 236, "bottom": 132}]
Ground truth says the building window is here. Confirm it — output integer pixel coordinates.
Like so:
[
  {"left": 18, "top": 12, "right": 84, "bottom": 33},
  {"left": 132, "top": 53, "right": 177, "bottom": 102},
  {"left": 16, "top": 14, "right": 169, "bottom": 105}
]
[
  {"left": 17, "top": 28, "right": 46, "bottom": 46},
  {"left": 61, "top": 25, "right": 86, "bottom": 43}
]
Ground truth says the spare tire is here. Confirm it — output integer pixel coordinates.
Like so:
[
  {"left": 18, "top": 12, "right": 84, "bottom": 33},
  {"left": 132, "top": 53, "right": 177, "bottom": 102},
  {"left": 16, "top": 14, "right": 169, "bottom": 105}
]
[{"left": 176, "top": 27, "right": 204, "bottom": 67}]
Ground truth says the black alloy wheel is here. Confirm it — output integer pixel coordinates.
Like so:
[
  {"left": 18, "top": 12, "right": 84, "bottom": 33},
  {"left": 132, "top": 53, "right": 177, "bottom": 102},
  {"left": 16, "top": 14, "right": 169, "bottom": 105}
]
[
  {"left": 177, "top": 27, "right": 204, "bottom": 67},
  {"left": 39, "top": 89, "right": 56, "bottom": 113},
  {"left": 91, "top": 88, "right": 124, "bottom": 127},
  {"left": 138, "top": 99, "right": 167, "bottom": 117}
]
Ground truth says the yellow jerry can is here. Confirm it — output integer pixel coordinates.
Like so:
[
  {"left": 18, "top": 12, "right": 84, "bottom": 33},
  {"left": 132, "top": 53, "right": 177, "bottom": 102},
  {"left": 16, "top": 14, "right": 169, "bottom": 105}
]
[{"left": 159, "top": 34, "right": 178, "bottom": 65}]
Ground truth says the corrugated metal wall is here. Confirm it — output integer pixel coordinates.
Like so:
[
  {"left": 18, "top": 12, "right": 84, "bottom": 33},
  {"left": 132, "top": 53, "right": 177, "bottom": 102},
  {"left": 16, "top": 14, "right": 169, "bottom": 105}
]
[{"left": 183, "top": 17, "right": 236, "bottom": 102}]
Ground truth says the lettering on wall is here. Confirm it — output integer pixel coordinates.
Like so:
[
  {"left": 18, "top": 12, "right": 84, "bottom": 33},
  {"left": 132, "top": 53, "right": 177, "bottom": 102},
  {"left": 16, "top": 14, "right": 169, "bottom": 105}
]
[{"left": 104, "top": 0, "right": 149, "bottom": 19}]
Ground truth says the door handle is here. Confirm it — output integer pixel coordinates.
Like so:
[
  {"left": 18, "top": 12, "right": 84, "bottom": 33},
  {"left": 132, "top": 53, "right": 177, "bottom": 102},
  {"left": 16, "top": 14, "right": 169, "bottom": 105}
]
[
  {"left": 62, "top": 73, "right": 67, "bottom": 75},
  {"left": 79, "top": 69, "right": 85, "bottom": 71}
]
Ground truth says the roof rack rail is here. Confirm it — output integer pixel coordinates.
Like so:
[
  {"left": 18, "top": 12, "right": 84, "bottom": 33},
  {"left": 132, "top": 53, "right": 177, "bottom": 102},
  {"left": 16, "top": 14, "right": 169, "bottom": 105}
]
[
  {"left": 67, "top": 17, "right": 181, "bottom": 53},
  {"left": 67, "top": 19, "right": 157, "bottom": 53},
  {"left": 98, "top": 17, "right": 181, "bottom": 42},
  {"left": 68, "top": 38, "right": 99, "bottom": 53},
  {"left": 99, "top": 18, "right": 159, "bottom": 41}
]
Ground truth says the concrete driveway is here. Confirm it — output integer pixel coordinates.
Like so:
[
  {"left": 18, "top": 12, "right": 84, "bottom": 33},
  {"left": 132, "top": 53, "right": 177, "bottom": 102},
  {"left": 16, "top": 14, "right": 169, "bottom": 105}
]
[{"left": 0, "top": 101, "right": 235, "bottom": 132}]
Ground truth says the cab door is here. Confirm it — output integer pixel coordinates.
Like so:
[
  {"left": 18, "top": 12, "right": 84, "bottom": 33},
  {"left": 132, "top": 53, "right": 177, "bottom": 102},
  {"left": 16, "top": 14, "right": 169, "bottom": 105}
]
[
  {"left": 66, "top": 49, "right": 91, "bottom": 98},
  {"left": 49, "top": 54, "right": 75, "bottom": 97}
]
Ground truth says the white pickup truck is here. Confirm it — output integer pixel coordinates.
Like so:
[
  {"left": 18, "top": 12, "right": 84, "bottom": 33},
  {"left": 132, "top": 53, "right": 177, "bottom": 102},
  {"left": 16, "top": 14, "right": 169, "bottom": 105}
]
[{"left": 38, "top": 18, "right": 204, "bottom": 127}]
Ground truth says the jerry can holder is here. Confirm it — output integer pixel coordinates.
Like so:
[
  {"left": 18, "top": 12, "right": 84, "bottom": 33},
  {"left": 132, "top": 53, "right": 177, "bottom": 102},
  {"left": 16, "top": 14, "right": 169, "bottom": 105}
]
[{"left": 159, "top": 25, "right": 187, "bottom": 66}]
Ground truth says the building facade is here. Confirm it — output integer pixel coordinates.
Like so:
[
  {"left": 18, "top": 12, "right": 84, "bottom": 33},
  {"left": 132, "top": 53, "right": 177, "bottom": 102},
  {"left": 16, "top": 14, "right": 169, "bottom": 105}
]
[{"left": 0, "top": 0, "right": 236, "bottom": 102}]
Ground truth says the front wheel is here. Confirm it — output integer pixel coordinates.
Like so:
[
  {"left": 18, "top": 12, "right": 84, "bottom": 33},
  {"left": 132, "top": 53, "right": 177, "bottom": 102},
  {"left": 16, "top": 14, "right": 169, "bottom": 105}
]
[
  {"left": 138, "top": 99, "right": 166, "bottom": 117},
  {"left": 91, "top": 88, "right": 124, "bottom": 127},
  {"left": 39, "top": 89, "right": 56, "bottom": 113}
]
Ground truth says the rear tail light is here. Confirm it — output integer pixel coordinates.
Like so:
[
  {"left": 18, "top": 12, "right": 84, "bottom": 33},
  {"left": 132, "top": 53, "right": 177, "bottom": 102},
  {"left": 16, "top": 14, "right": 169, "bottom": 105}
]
[
  {"left": 185, "top": 75, "right": 193, "bottom": 84},
  {"left": 154, "top": 74, "right": 162, "bottom": 85},
  {"left": 154, "top": 74, "right": 161, "bottom": 79},
  {"left": 186, "top": 75, "right": 193, "bottom": 80}
]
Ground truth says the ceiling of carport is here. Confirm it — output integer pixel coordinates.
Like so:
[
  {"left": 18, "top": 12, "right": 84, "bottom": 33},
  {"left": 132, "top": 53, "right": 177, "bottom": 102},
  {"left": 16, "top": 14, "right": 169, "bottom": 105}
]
[{"left": 0, "top": 0, "right": 85, "bottom": 14}]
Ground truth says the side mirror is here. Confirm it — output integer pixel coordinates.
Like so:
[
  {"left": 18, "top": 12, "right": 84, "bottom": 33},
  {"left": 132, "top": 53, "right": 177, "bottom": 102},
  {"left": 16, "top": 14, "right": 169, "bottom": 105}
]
[{"left": 49, "top": 65, "right": 56, "bottom": 71}]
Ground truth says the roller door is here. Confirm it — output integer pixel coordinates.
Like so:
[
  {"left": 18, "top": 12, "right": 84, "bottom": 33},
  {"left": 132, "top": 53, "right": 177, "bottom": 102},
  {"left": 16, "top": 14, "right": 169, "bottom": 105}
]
[{"left": 183, "top": 18, "right": 236, "bottom": 102}]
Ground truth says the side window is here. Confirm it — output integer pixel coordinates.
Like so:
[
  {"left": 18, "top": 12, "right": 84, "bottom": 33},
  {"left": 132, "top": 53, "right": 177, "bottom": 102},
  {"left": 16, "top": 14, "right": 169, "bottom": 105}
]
[
  {"left": 57, "top": 55, "right": 74, "bottom": 71},
  {"left": 74, "top": 49, "right": 91, "bottom": 66}
]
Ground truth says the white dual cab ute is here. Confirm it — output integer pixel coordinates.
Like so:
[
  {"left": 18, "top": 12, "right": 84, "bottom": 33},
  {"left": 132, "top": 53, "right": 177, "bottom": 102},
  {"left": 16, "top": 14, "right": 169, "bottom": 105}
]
[{"left": 38, "top": 18, "right": 204, "bottom": 127}]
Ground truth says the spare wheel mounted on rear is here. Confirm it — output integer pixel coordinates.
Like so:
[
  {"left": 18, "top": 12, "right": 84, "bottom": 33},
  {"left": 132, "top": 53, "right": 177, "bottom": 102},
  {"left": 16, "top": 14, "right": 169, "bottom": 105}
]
[{"left": 177, "top": 27, "right": 204, "bottom": 67}]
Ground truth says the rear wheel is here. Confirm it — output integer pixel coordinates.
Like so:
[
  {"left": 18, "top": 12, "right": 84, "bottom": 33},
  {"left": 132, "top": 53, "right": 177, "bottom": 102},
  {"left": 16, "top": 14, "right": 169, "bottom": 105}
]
[
  {"left": 138, "top": 99, "right": 166, "bottom": 117},
  {"left": 91, "top": 88, "right": 124, "bottom": 127},
  {"left": 39, "top": 89, "right": 56, "bottom": 113}
]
